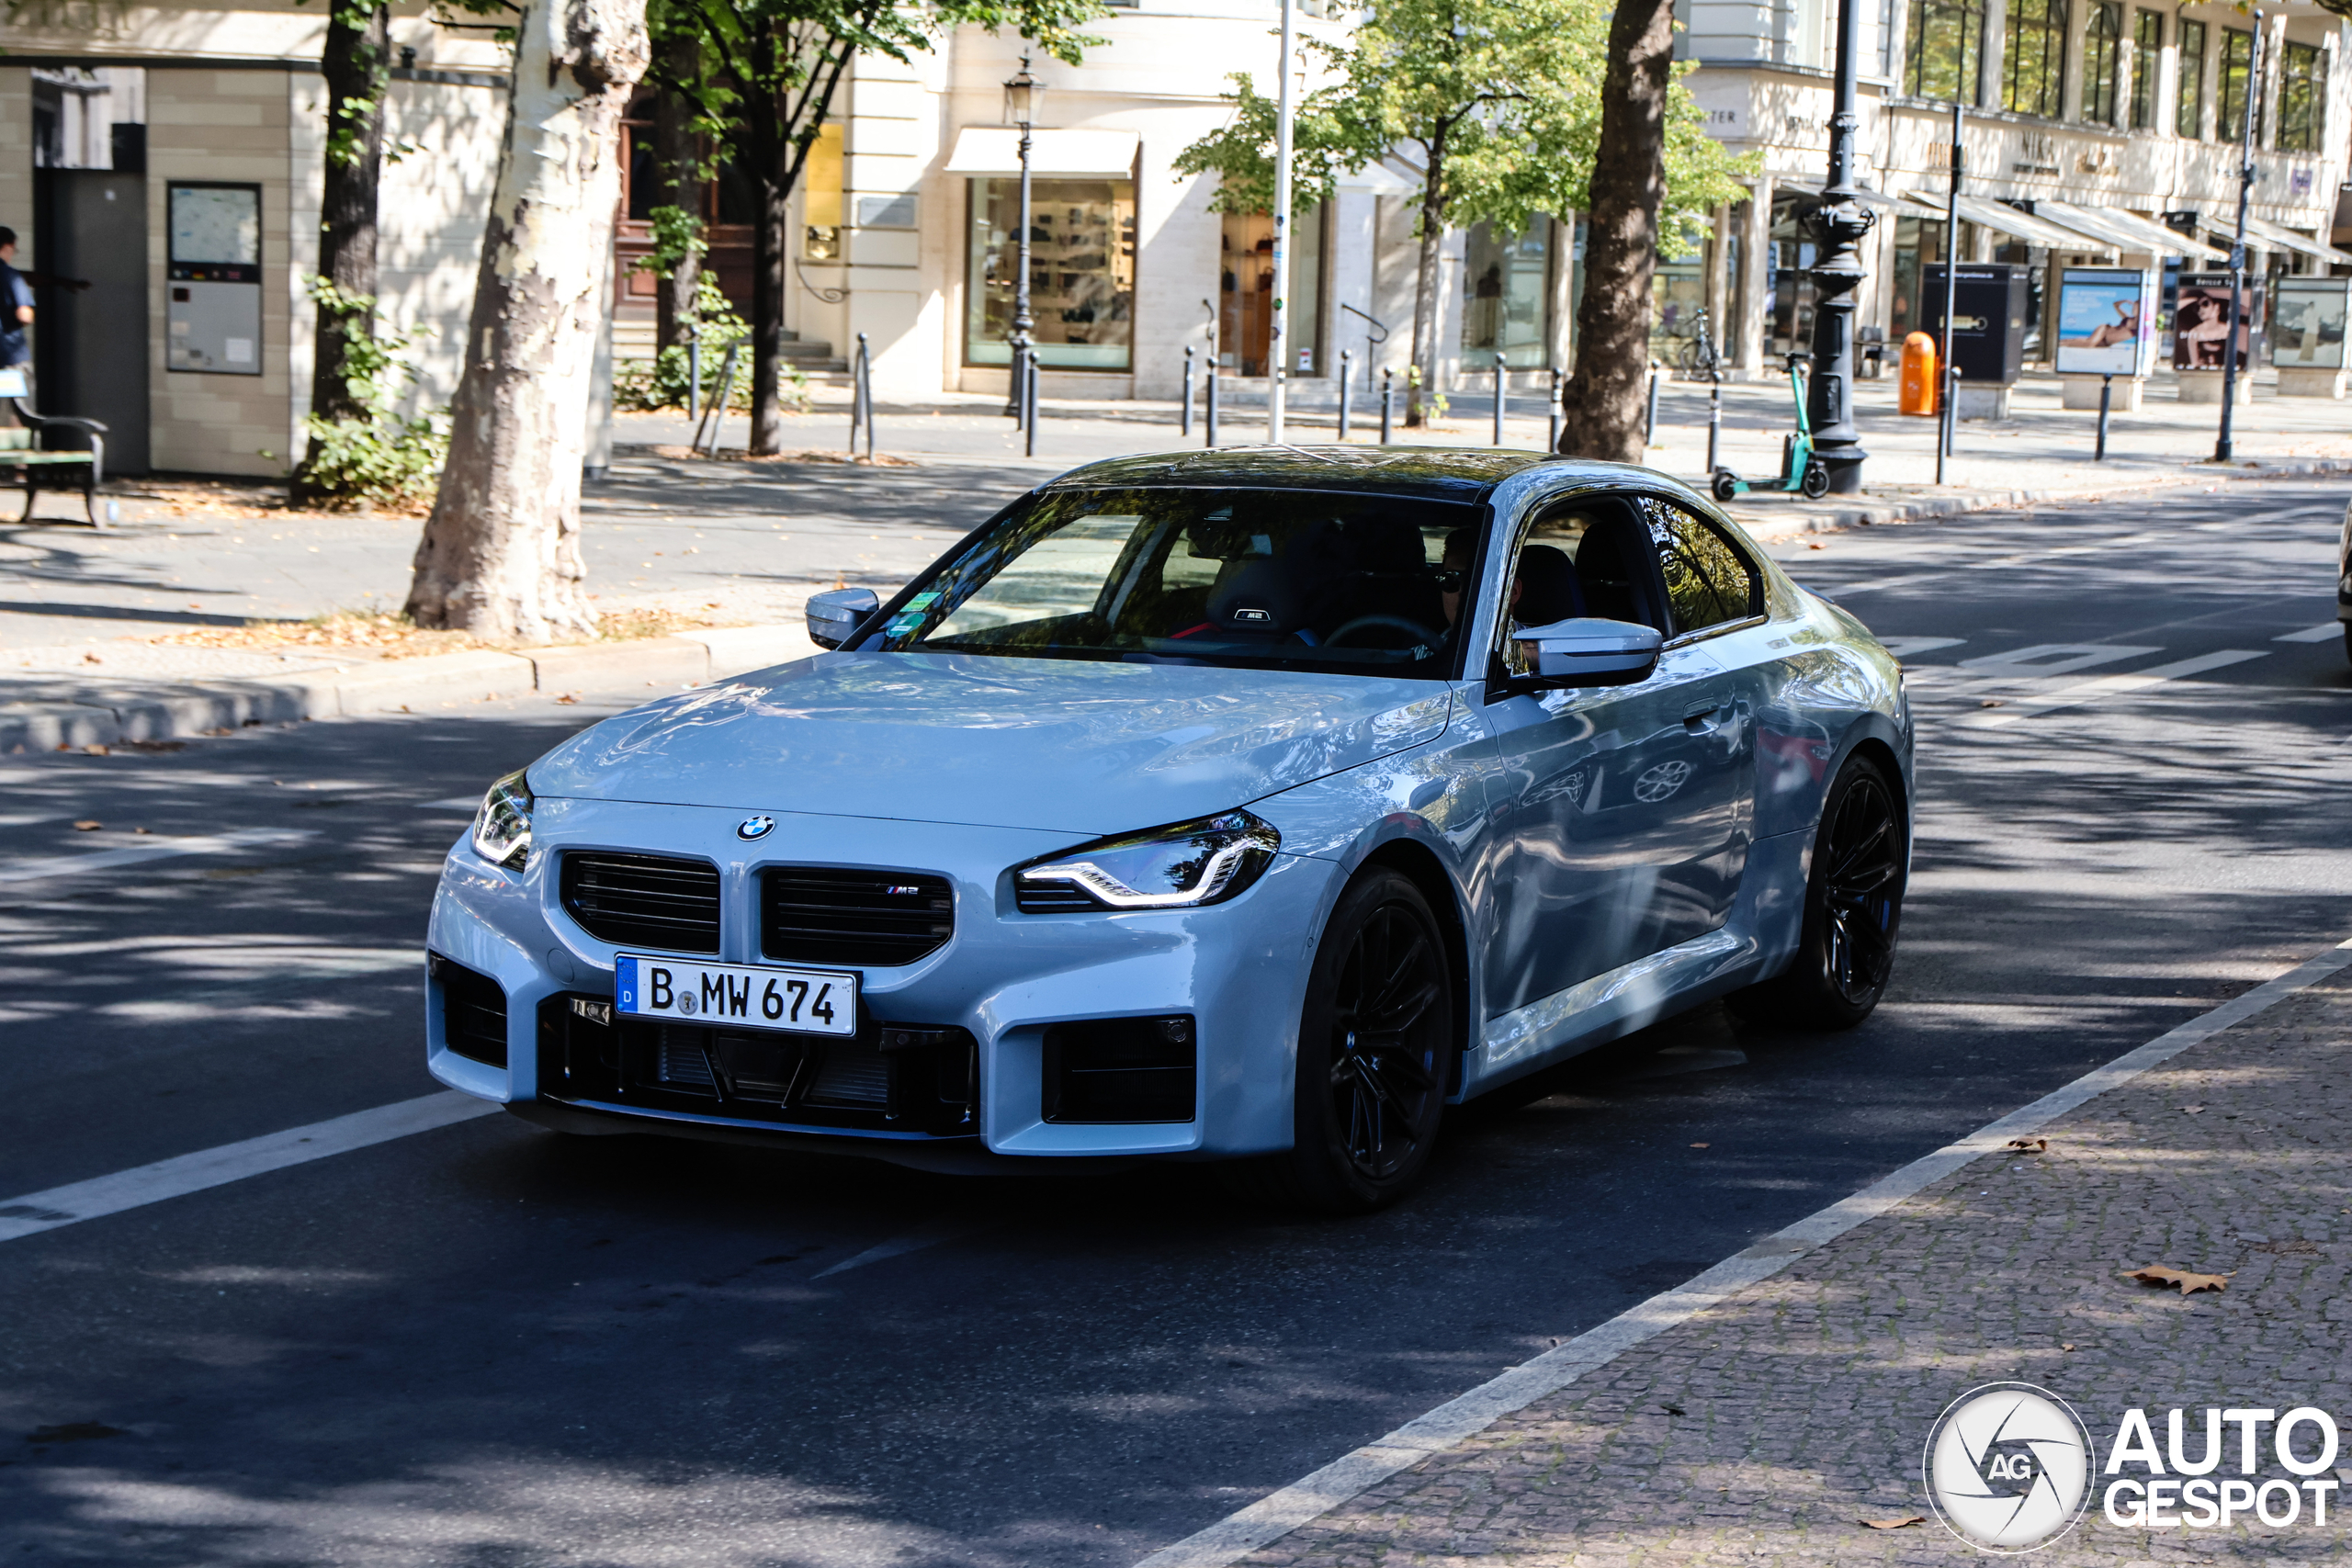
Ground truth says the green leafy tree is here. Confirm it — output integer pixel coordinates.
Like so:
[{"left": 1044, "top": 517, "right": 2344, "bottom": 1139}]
[
  {"left": 292, "top": 0, "right": 392, "bottom": 505},
  {"left": 1173, "top": 0, "right": 1748, "bottom": 432},
  {"left": 651, "top": 0, "right": 1106, "bottom": 455}
]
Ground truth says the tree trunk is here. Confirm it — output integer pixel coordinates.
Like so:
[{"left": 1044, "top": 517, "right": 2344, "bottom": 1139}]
[
  {"left": 1405, "top": 134, "right": 1446, "bottom": 427},
  {"left": 1559, "top": 0, "right": 1676, "bottom": 461},
  {"left": 651, "top": 33, "right": 703, "bottom": 355},
  {"left": 292, "top": 0, "right": 389, "bottom": 504},
  {"left": 405, "top": 0, "right": 650, "bottom": 640},
  {"left": 748, "top": 141, "right": 788, "bottom": 455}
]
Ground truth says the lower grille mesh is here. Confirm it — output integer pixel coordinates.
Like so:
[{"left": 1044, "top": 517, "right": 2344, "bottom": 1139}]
[{"left": 762, "top": 867, "right": 953, "bottom": 966}]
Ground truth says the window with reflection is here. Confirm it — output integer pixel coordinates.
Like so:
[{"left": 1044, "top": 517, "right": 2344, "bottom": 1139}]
[
  {"left": 2003, "top": 0, "right": 2067, "bottom": 118},
  {"left": 2177, "top": 17, "right": 2209, "bottom": 138},
  {"left": 2129, "top": 10, "right": 2162, "bottom": 130},
  {"left": 2278, "top": 40, "right": 2325, "bottom": 153},
  {"left": 2219, "top": 28, "right": 2256, "bottom": 143},
  {"left": 2083, "top": 2, "right": 2122, "bottom": 125},
  {"left": 1461, "top": 219, "right": 1555, "bottom": 371},
  {"left": 1905, "top": 0, "right": 1984, "bottom": 102},
  {"left": 966, "top": 178, "right": 1136, "bottom": 369}
]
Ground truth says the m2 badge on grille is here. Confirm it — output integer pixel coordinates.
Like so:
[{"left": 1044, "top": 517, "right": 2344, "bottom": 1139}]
[{"left": 615, "top": 954, "right": 858, "bottom": 1038}]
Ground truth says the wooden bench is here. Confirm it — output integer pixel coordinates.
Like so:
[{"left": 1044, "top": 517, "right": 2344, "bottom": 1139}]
[{"left": 0, "top": 367, "right": 106, "bottom": 525}]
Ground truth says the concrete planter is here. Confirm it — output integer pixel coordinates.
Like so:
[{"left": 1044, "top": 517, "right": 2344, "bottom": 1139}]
[{"left": 2060, "top": 375, "right": 2144, "bottom": 412}]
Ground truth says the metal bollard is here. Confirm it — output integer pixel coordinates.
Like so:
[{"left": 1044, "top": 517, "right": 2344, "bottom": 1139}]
[
  {"left": 2096, "top": 373, "right": 2113, "bottom": 461},
  {"left": 1182, "top": 346, "right": 1195, "bottom": 439},
  {"left": 1493, "top": 353, "right": 1508, "bottom": 446},
  {"left": 1547, "top": 366, "right": 1562, "bottom": 452},
  {"left": 1645, "top": 362, "right": 1661, "bottom": 446},
  {"left": 1380, "top": 367, "right": 1394, "bottom": 445},
  {"left": 1205, "top": 360, "right": 1220, "bottom": 448},
  {"left": 1023, "top": 355, "right": 1038, "bottom": 458},
  {"left": 1707, "top": 379, "right": 1722, "bottom": 477},
  {"left": 1338, "top": 349, "right": 1352, "bottom": 441},
  {"left": 685, "top": 325, "right": 701, "bottom": 426}
]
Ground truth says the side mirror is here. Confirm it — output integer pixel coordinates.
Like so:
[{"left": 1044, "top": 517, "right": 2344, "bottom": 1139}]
[
  {"left": 1517, "top": 617, "right": 1662, "bottom": 687},
  {"left": 806, "top": 587, "right": 879, "bottom": 650}
]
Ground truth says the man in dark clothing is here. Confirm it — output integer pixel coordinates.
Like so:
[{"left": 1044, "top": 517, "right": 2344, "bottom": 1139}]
[{"left": 0, "top": 227, "right": 34, "bottom": 375}]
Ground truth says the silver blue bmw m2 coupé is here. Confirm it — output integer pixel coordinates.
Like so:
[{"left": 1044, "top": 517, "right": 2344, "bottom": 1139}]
[{"left": 426, "top": 448, "right": 1912, "bottom": 1210}]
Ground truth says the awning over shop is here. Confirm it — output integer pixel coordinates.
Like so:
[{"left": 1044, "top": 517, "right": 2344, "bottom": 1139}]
[
  {"left": 1775, "top": 181, "right": 1949, "bottom": 221},
  {"left": 2032, "top": 200, "right": 2230, "bottom": 260},
  {"left": 2238, "top": 213, "right": 2352, "bottom": 267},
  {"left": 1910, "top": 192, "right": 2113, "bottom": 252},
  {"left": 944, "top": 127, "right": 1140, "bottom": 179}
]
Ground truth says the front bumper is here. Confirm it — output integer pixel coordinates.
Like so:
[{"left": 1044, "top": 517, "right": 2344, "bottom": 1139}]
[{"left": 424, "top": 796, "right": 1338, "bottom": 1162}]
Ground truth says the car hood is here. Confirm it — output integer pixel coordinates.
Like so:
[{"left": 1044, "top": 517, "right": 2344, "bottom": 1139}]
[{"left": 529, "top": 652, "right": 1455, "bottom": 834}]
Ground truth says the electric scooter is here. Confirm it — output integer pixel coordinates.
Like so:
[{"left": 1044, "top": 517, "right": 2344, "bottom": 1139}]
[{"left": 1711, "top": 350, "right": 1830, "bottom": 502}]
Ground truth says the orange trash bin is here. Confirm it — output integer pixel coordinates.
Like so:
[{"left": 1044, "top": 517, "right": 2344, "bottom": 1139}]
[{"left": 1899, "top": 333, "right": 1939, "bottom": 416}]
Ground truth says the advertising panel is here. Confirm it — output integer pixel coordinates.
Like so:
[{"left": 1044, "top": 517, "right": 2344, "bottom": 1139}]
[
  {"left": 2053, "top": 268, "right": 2154, "bottom": 377},
  {"left": 2270, "top": 277, "right": 2351, "bottom": 370},
  {"left": 2172, "top": 273, "right": 2265, "bottom": 371}
]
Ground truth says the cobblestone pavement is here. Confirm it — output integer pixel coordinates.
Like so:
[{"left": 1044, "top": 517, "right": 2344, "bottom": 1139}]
[{"left": 1241, "top": 970, "right": 2352, "bottom": 1565}]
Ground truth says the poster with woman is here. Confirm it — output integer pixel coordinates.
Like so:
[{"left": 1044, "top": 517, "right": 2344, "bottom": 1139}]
[
  {"left": 2054, "top": 268, "right": 2153, "bottom": 376},
  {"left": 2172, "top": 274, "right": 2264, "bottom": 371}
]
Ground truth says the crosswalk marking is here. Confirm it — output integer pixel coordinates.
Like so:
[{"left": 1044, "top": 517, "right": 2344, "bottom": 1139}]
[
  {"left": 0, "top": 828, "right": 315, "bottom": 887},
  {"left": 1960, "top": 649, "right": 2268, "bottom": 728},
  {"left": 2275, "top": 622, "right": 2345, "bottom": 643}
]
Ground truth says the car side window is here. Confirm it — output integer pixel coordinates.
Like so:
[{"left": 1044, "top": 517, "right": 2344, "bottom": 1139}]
[
  {"left": 1493, "top": 497, "right": 1668, "bottom": 675},
  {"left": 1640, "top": 497, "right": 1760, "bottom": 637}
]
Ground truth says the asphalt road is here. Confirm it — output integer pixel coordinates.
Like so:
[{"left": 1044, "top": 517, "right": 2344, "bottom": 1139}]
[{"left": 2, "top": 479, "right": 2348, "bottom": 1566}]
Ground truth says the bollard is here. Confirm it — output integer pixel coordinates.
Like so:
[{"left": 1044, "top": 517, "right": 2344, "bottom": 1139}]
[
  {"left": 1707, "top": 378, "right": 1722, "bottom": 477},
  {"left": 686, "top": 324, "right": 702, "bottom": 427},
  {"left": 1338, "top": 350, "right": 1352, "bottom": 441},
  {"left": 1380, "top": 367, "right": 1395, "bottom": 444},
  {"left": 1645, "top": 362, "right": 1661, "bottom": 446},
  {"left": 1936, "top": 366, "right": 1960, "bottom": 481},
  {"left": 1547, "top": 366, "right": 1562, "bottom": 451},
  {"left": 1182, "top": 346, "right": 1195, "bottom": 439},
  {"left": 1205, "top": 359, "right": 1221, "bottom": 448},
  {"left": 1492, "top": 354, "right": 1508, "bottom": 446},
  {"left": 1023, "top": 355, "right": 1038, "bottom": 458},
  {"left": 2096, "top": 372, "right": 2112, "bottom": 461}
]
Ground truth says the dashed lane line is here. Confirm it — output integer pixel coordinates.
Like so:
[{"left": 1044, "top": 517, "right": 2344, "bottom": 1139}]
[
  {"left": 1957, "top": 649, "right": 2269, "bottom": 728},
  {"left": 1130, "top": 934, "right": 2352, "bottom": 1568},
  {"left": 0, "top": 1092, "right": 500, "bottom": 1246},
  {"left": 0, "top": 828, "right": 316, "bottom": 887}
]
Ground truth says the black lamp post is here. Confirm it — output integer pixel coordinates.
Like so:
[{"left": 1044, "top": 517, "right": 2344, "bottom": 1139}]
[
  {"left": 2215, "top": 11, "right": 2262, "bottom": 462},
  {"left": 1002, "top": 58, "right": 1041, "bottom": 424},
  {"left": 1804, "top": 0, "right": 1876, "bottom": 494}
]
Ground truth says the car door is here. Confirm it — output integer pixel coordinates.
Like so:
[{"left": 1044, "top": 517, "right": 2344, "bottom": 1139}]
[{"left": 1473, "top": 491, "right": 1755, "bottom": 1021}]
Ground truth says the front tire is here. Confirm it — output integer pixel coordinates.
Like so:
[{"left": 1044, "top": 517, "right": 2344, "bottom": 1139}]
[
  {"left": 1230, "top": 870, "right": 1453, "bottom": 1213},
  {"left": 1711, "top": 469, "right": 1740, "bottom": 502},
  {"left": 1800, "top": 459, "right": 1831, "bottom": 499},
  {"left": 1727, "top": 753, "right": 1905, "bottom": 1030}
]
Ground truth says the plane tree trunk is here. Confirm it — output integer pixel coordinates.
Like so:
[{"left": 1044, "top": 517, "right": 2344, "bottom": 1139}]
[{"left": 405, "top": 0, "right": 650, "bottom": 640}]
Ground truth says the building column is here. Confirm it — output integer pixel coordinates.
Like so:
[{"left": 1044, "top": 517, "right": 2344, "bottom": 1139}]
[
  {"left": 1981, "top": 0, "right": 2009, "bottom": 115},
  {"left": 1738, "top": 177, "right": 1772, "bottom": 373}
]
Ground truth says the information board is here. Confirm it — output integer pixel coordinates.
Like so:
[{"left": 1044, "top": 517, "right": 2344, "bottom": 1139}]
[
  {"left": 2270, "top": 277, "right": 2351, "bottom": 370},
  {"left": 2053, "top": 268, "right": 2154, "bottom": 377}
]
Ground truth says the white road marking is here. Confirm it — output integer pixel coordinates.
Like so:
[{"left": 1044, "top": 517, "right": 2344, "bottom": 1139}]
[
  {"left": 1960, "top": 649, "right": 2267, "bottom": 728},
  {"left": 2275, "top": 622, "right": 2345, "bottom": 643},
  {"left": 0, "top": 828, "right": 316, "bottom": 887},
  {"left": 1811, "top": 502, "right": 2337, "bottom": 597},
  {"left": 1131, "top": 935, "right": 2352, "bottom": 1568},
  {"left": 0, "top": 1092, "right": 500, "bottom": 1245},
  {"left": 421, "top": 796, "right": 482, "bottom": 812},
  {"left": 812, "top": 1213, "right": 996, "bottom": 1280},
  {"left": 1958, "top": 642, "right": 2157, "bottom": 677},
  {"left": 1873, "top": 636, "right": 1966, "bottom": 659}
]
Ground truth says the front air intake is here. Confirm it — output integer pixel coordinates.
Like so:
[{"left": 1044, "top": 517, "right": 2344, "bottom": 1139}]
[
  {"left": 560, "top": 852, "right": 722, "bottom": 954},
  {"left": 760, "top": 867, "right": 953, "bottom": 967}
]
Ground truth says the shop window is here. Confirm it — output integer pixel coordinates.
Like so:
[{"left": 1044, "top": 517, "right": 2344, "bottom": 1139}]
[
  {"left": 2129, "top": 10, "right": 2162, "bottom": 130},
  {"left": 1648, "top": 226, "right": 1707, "bottom": 361},
  {"left": 804, "top": 124, "right": 843, "bottom": 260},
  {"left": 966, "top": 178, "right": 1137, "bottom": 370},
  {"left": 1767, "top": 193, "right": 1819, "bottom": 359},
  {"left": 1217, "top": 205, "right": 1329, "bottom": 378},
  {"left": 2219, "top": 29, "right": 2257, "bottom": 143},
  {"left": 2083, "top": 3, "right": 2122, "bottom": 125},
  {"left": 2177, "top": 18, "right": 2209, "bottom": 139},
  {"left": 2278, "top": 40, "right": 2325, "bottom": 154},
  {"left": 1464, "top": 219, "right": 1555, "bottom": 371},
  {"left": 2002, "top": 0, "right": 2066, "bottom": 118},
  {"left": 1905, "top": 0, "right": 1984, "bottom": 103}
]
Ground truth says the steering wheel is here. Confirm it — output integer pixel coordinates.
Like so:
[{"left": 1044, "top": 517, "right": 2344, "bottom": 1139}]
[{"left": 1325, "top": 614, "right": 1442, "bottom": 649}]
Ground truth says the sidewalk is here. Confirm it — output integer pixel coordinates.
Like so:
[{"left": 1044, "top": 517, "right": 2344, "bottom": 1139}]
[{"left": 1227, "top": 963, "right": 2352, "bottom": 1565}]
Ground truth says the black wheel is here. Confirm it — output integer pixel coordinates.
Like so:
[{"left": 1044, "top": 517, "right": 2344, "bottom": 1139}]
[
  {"left": 1227, "top": 870, "right": 1453, "bottom": 1213},
  {"left": 1711, "top": 470, "right": 1740, "bottom": 502},
  {"left": 1800, "top": 459, "right": 1831, "bottom": 499},
  {"left": 1727, "top": 754, "right": 1905, "bottom": 1030}
]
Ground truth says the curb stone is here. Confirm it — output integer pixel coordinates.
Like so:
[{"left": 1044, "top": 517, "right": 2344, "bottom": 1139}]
[{"left": 0, "top": 623, "right": 816, "bottom": 753}]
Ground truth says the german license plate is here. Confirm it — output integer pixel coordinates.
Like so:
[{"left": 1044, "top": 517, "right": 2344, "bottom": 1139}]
[{"left": 614, "top": 953, "right": 858, "bottom": 1038}]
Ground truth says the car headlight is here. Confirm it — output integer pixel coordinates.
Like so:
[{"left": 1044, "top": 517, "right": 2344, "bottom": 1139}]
[
  {"left": 470, "top": 769, "right": 534, "bottom": 871},
  {"left": 1017, "top": 810, "right": 1280, "bottom": 911}
]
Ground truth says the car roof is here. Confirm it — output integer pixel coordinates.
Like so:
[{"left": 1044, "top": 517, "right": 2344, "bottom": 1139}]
[{"left": 1042, "top": 446, "right": 1666, "bottom": 503}]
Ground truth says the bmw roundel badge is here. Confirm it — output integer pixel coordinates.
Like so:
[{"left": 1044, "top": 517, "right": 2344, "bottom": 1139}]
[{"left": 737, "top": 815, "right": 775, "bottom": 840}]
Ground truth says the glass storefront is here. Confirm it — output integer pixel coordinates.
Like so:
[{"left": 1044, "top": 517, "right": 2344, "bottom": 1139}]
[
  {"left": 966, "top": 177, "right": 1136, "bottom": 370},
  {"left": 1888, "top": 215, "right": 1982, "bottom": 344},
  {"left": 1218, "top": 205, "right": 1327, "bottom": 377},
  {"left": 1461, "top": 219, "right": 1555, "bottom": 370},
  {"left": 1768, "top": 193, "right": 1820, "bottom": 358}
]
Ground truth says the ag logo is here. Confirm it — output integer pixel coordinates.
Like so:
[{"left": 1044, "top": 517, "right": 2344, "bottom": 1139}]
[
  {"left": 737, "top": 815, "right": 775, "bottom": 840},
  {"left": 1924, "top": 1382, "right": 2093, "bottom": 1552}
]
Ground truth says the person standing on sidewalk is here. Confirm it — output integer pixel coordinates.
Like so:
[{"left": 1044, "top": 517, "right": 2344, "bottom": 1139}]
[{"left": 0, "top": 226, "right": 91, "bottom": 397}]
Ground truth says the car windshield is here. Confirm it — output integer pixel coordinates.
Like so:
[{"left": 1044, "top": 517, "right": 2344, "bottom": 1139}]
[{"left": 869, "top": 486, "right": 1485, "bottom": 677}]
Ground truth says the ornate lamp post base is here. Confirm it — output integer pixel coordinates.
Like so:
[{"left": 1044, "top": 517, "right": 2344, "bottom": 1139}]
[{"left": 1805, "top": 0, "right": 1874, "bottom": 496}]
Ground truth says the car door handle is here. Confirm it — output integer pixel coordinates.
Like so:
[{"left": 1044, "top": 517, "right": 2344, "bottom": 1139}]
[{"left": 1683, "top": 700, "right": 1727, "bottom": 730}]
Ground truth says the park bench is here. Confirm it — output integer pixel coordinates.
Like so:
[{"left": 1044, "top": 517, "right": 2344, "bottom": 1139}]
[{"left": 0, "top": 367, "right": 106, "bottom": 525}]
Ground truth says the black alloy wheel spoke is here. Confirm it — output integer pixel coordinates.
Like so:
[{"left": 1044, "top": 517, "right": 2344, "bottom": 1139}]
[
  {"left": 1328, "top": 900, "right": 1446, "bottom": 1181},
  {"left": 1817, "top": 773, "right": 1903, "bottom": 1001}
]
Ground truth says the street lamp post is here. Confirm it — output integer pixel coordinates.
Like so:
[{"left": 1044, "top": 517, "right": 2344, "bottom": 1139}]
[
  {"left": 1003, "top": 59, "right": 1041, "bottom": 428},
  {"left": 1268, "top": 0, "right": 1296, "bottom": 445},
  {"left": 1804, "top": 0, "right": 1876, "bottom": 494},
  {"left": 2216, "top": 12, "right": 2263, "bottom": 462}
]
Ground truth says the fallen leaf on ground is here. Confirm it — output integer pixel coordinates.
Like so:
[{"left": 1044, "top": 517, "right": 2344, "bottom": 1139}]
[
  {"left": 84, "top": 745, "right": 107, "bottom": 755},
  {"left": 2007, "top": 1137, "right": 2048, "bottom": 1153},
  {"left": 1859, "top": 1516, "right": 1925, "bottom": 1530},
  {"left": 2123, "top": 1266, "right": 2231, "bottom": 1295},
  {"left": 2061, "top": 1342, "right": 2076, "bottom": 1351},
  {"left": 1661, "top": 1404, "right": 1686, "bottom": 1416},
  {"left": 1979, "top": 698, "right": 2005, "bottom": 708},
  {"left": 554, "top": 694, "right": 579, "bottom": 705},
  {"left": 2181, "top": 1105, "right": 2205, "bottom": 1114},
  {"left": 1690, "top": 1143, "right": 1711, "bottom": 1149},
  {"left": 72, "top": 820, "right": 101, "bottom": 831}
]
